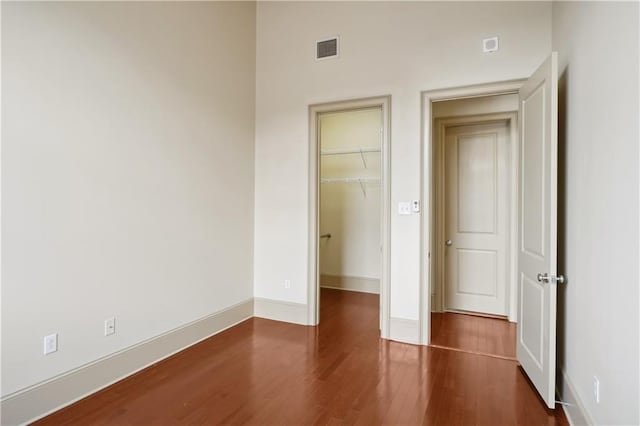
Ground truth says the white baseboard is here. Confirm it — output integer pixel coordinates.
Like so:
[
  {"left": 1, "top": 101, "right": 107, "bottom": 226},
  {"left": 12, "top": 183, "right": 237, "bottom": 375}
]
[
  {"left": 389, "top": 317, "right": 420, "bottom": 344},
  {"left": 320, "top": 274, "right": 380, "bottom": 294},
  {"left": 254, "top": 297, "right": 308, "bottom": 325},
  {"left": 557, "top": 367, "right": 593, "bottom": 425},
  {"left": 0, "top": 298, "right": 254, "bottom": 426}
]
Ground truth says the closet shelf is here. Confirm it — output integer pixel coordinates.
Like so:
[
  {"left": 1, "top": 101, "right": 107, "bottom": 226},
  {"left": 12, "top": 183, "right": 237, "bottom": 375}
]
[
  {"left": 320, "top": 147, "right": 381, "bottom": 156},
  {"left": 320, "top": 177, "right": 380, "bottom": 198},
  {"left": 321, "top": 147, "right": 380, "bottom": 169},
  {"left": 320, "top": 177, "right": 380, "bottom": 184}
]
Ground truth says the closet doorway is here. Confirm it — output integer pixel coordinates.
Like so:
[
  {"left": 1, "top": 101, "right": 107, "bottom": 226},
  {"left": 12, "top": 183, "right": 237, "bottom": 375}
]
[
  {"left": 429, "top": 94, "right": 519, "bottom": 358},
  {"left": 308, "top": 97, "right": 390, "bottom": 335}
]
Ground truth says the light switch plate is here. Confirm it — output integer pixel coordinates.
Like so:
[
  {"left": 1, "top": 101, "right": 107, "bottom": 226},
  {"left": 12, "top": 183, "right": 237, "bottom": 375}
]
[
  {"left": 412, "top": 200, "right": 420, "bottom": 213},
  {"left": 398, "top": 202, "right": 411, "bottom": 215}
]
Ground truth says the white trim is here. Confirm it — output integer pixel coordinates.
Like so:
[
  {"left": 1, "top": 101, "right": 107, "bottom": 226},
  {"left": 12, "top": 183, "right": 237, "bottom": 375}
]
[
  {"left": 389, "top": 317, "right": 420, "bottom": 345},
  {"left": 0, "top": 298, "right": 254, "bottom": 426},
  {"left": 308, "top": 96, "right": 391, "bottom": 338},
  {"left": 557, "top": 367, "right": 594, "bottom": 425},
  {"left": 320, "top": 275, "right": 379, "bottom": 294},
  {"left": 254, "top": 297, "right": 308, "bottom": 325},
  {"left": 420, "top": 80, "right": 525, "bottom": 345}
]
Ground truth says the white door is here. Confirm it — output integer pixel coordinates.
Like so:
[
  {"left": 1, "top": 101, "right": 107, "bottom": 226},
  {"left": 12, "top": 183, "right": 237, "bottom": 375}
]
[
  {"left": 444, "top": 121, "right": 509, "bottom": 316},
  {"left": 516, "top": 52, "right": 560, "bottom": 409}
]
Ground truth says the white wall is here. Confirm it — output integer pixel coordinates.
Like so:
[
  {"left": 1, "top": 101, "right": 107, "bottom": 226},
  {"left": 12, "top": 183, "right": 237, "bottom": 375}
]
[
  {"left": 254, "top": 1, "right": 551, "bottom": 319},
  {"left": 319, "top": 108, "right": 381, "bottom": 281},
  {"left": 432, "top": 94, "right": 518, "bottom": 119},
  {"left": 552, "top": 2, "right": 639, "bottom": 424},
  {"left": 1, "top": 2, "right": 256, "bottom": 397}
]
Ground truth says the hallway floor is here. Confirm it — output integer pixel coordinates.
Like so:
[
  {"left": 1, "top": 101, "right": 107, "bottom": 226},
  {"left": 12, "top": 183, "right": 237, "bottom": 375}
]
[
  {"left": 37, "top": 289, "right": 567, "bottom": 425},
  {"left": 431, "top": 311, "right": 517, "bottom": 359}
]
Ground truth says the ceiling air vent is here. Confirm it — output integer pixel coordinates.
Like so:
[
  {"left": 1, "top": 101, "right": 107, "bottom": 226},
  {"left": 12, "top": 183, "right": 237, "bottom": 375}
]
[
  {"left": 316, "top": 37, "right": 339, "bottom": 60},
  {"left": 482, "top": 36, "right": 499, "bottom": 53}
]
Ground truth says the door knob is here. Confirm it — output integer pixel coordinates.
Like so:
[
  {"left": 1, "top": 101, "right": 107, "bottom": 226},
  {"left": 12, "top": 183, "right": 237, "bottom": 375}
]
[
  {"left": 536, "top": 273, "right": 549, "bottom": 283},
  {"left": 445, "top": 240, "right": 453, "bottom": 246},
  {"left": 537, "top": 273, "right": 566, "bottom": 284}
]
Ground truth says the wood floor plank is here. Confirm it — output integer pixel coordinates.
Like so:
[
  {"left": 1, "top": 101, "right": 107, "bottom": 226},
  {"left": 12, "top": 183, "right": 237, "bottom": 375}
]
[
  {"left": 35, "top": 289, "right": 567, "bottom": 426},
  {"left": 431, "top": 311, "right": 517, "bottom": 358}
]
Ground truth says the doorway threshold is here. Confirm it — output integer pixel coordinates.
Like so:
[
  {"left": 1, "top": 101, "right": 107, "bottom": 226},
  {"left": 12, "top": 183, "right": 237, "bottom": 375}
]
[{"left": 428, "top": 343, "right": 518, "bottom": 362}]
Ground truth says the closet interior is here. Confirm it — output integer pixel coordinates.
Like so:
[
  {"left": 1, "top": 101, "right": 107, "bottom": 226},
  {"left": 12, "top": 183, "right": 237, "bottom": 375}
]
[{"left": 318, "top": 107, "right": 383, "bottom": 301}]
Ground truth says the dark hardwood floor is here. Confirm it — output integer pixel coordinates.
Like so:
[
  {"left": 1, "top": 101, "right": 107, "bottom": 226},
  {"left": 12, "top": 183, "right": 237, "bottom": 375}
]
[
  {"left": 36, "top": 289, "right": 567, "bottom": 425},
  {"left": 431, "top": 312, "right": 517, "bottom": 359}
]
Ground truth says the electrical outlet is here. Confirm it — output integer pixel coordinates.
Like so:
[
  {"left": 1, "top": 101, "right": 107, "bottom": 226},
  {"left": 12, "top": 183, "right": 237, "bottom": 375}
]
[
  {"left": 44, "top": 333, "right": 58, "bottom": 355},
  {"left": 593, "top": 376, "right": 600, "bottom": 404},
  {"left": 284, "top": 279, "right": 291, "bottom": 289},
  {"left": 104, "top": 317, "right": 116, "bottom": 336}
]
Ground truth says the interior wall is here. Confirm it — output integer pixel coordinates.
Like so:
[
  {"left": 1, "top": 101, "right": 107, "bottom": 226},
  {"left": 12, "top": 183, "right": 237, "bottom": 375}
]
[
  {"left": 432, "top": 94, "right": 518, "bottom": 119},
  {"left": 319, "top": 108, "right": 381, "bottom": 286},
  {"left": 254, "top": 1, "right": 552, "bottom": 322},
  {"left": 1, "top": 1, "right": 256, "bottom": 397},
  {"left": 552, "top": 2, "right": 639, "bottom": 425}
]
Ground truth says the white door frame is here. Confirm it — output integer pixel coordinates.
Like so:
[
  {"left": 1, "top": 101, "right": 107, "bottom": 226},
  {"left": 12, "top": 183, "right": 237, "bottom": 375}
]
[
  {"left": 433, "top": 113, "right": 517, "bottom": 317},
  {"left": 308, "top": 95, "right": 391, "bottom": 338},
  {"left": 420, "top": 80, "right": 525, "bottom": 345}
]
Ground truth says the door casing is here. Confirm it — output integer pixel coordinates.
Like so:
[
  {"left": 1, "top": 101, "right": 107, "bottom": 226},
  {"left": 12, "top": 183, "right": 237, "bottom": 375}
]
[
  {"left": 308, "top": 96, "right": 391, "bottom": 337},
  {"left": 420, "top": 80, "right": 525, "bottom": 345},
  {"left": 433, "top": 113, "right": 517, "bottom": 318}
]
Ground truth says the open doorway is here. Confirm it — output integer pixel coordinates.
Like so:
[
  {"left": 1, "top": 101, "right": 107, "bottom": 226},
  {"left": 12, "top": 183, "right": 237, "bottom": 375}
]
[
  {"left": 422, "top": 56, "right": 561, "bottom": 408},
  {"left": 319, "top": 107, "right": 381, "bottom": 330},
  {"left": 428, "top": 93, "right": 519, "bottom": 358},
  {"left": 308, "top": 96, "right": 390, "bottom": 334}
]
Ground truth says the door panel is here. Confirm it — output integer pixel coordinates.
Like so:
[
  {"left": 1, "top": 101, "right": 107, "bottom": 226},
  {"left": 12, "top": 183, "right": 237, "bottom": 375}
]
[
  {"left": 458, "top": 249, "right": 497, "bottom": 296},
  {"left": 457, "top": 134, "right": 497, "bottom": 234},
  {"left": 522, "top": 84, "right": 546, "bottom": 258},
  {"left": 445, "top": 121, "right": 509, "bottom": 315},
  {"left": 516, "top": 52, "right": 559, "bottom": 409},
  {"left": 520, "top": 274, "right": 544, "bottom": 366}
]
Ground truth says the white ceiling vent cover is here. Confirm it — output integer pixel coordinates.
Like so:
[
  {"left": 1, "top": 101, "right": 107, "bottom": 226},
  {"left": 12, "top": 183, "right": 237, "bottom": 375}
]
[
  {"left": 482, "top": 36, "right": 499, "bottom": 53},
  {"left": 316, "top": 37, "right": 339, "bottom": 60}
]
